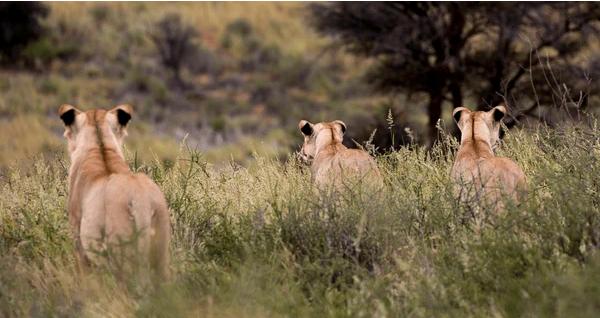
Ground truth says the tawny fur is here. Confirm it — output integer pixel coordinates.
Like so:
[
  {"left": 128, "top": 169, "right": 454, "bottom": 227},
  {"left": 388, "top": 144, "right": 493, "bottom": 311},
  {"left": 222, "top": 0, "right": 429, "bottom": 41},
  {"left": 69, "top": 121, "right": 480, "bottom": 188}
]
[
  {"left": 298, "top": 120, "right": 382, "bottom": 190},
  {"left": 451, "top": 106, "right": 527, "bottom": 211},
  {"left": 59, "top": 104, "right": 170, "bottom": 280}
]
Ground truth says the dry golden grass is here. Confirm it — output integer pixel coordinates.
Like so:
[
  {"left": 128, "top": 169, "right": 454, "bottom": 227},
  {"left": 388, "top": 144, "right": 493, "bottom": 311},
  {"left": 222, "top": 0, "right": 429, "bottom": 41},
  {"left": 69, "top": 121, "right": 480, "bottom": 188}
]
[
  {"left": 1, "top": 125, "right": 600, "bottom": 317},
  {"left": 0, "top": 114, "right": 63, "bottom": 170},
  {"left": 48, "top": 2, "right": 324, "bottom": 55}
]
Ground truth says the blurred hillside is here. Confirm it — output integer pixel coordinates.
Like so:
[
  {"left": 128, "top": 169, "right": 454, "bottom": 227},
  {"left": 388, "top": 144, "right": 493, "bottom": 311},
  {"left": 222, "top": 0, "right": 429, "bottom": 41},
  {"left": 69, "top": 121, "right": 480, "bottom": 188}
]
[
  {"left": 0, "top": 2, "right": 420, "bottom": 171},
  {"left": 2, "top": 3, "right": 598, "bottom": 172}
]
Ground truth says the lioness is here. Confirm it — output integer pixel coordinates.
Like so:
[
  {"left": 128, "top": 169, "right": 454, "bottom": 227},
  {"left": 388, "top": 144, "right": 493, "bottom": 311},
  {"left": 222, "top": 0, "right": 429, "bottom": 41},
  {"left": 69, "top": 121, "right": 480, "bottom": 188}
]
[
  {"left": 298, "top": 120, "right": 382, "bottom": 190},
  {"left": 59, "top": 104, "right": 170, "bottom": 280},
  {"left": 451, "top": 105, "right": 527, "bottom": 211}
]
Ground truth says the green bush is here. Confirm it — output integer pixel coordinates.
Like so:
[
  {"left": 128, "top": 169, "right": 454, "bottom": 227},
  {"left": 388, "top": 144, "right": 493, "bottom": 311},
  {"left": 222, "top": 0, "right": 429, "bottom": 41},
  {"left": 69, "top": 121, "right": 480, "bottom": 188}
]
[
  {"left": 1, "top": 124, "right": 599, "bottom": 316},
  {"left": 0, "top": 2, "right": 48, "bottom": 64}
]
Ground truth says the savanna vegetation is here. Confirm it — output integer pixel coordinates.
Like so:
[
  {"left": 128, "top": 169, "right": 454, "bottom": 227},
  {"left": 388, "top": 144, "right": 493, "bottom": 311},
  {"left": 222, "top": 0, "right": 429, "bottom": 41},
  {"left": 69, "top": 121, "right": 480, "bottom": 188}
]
[
  {"left": 1, "top": 2, "right": 600, "bottom": 317},
  {"left": 2, "top": 125, "right": 600, "bottom": 317},
  {"left": 0, "top": 2, "right": 388, "bottom": 171}
]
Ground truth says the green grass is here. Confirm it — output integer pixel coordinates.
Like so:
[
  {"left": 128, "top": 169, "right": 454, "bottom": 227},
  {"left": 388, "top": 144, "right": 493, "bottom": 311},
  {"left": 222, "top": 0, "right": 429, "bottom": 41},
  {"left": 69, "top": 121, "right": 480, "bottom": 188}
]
[{"left": 1, "top": 123, "right": 599, "bottom": 317}]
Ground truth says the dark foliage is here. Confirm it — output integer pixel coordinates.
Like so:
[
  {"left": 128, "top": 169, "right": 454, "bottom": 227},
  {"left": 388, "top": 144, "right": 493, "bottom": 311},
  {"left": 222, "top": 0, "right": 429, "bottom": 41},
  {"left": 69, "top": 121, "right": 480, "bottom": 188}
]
[
  {"left": 310, "top": 3, "right": 600, "bottom": 143},
  {"left": 150, "top": 13, "right": 199, "bottom": 88},
  {"left": 0, "top": 2, "right": 48, "bottom": 64},
  {"left": 222, "top": 18, "right": 282, "bottom": 73}
]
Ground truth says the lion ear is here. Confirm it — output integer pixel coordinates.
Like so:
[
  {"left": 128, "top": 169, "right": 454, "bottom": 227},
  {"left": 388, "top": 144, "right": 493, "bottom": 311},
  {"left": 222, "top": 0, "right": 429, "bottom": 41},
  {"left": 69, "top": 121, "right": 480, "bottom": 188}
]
[
  {"left": 299, "top": 120, "right": 314, "bottom": 136},
  {"left": 452, "top": 107, "right": 470, "bottom": 123},
  {"left": 111, "top": 104, "right": 133, "bottom": 127},
  {"left": 333, "top": 120, "right": 346, "bottom": 135},
  {"left": 491, "top": 105, "right": 506, "bottom": 122},
  {"left": 58, "top": 104, "right": 81, "bottom": 126}
]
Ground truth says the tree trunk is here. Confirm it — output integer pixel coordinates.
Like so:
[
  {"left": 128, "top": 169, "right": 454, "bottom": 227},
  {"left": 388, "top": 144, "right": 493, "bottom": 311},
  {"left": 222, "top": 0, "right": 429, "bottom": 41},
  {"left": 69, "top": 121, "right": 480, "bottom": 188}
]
[
  {"left": 427, "top": 90, "right": 444, "bottom": 146},
  {"left": 450, "top": 83, "right": 463, "bottom": 109}
]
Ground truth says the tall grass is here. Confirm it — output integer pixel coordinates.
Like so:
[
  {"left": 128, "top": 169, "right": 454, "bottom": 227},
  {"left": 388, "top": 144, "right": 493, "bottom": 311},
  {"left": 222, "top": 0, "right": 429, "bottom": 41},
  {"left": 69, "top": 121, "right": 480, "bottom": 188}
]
[{"left": 1, "top": 123, "right": 599, "bottom": 317}]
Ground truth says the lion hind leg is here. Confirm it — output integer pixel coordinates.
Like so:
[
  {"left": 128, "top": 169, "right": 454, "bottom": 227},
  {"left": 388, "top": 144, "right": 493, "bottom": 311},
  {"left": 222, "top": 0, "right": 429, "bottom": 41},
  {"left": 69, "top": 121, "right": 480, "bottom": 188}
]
[{"left": 150, "top": 201, "right": 171, "bottom": 282}]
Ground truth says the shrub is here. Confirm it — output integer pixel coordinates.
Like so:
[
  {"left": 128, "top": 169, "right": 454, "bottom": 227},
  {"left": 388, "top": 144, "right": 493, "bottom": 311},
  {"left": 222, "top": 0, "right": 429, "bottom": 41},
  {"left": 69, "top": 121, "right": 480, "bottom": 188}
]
[
  {"left": 89, "top": 4, "right": 111, "bottom": 25},
  {"left": 0, "top": 2, "right": 48, "bottom": 65},
  {"left": 21, "top": 37, "right": 79, "bottom": 70},
  {"left": 221, "top": 18, "right": 282, "bottom": 72},
  {"left": 150, "top": 13, "right": 200, "bottom": 88},
  {"left": 186, "top": 47, "right": 223, "bottom": 76}
]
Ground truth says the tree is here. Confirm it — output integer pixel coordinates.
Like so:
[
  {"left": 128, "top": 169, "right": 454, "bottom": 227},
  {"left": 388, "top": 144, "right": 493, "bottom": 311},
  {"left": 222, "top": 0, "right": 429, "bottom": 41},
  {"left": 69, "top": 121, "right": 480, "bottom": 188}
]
[
  {"left": 150, "top": 13, "right": 199, "bottom": 88},
  {"left": 0, "top": 2, "right": 48, "bottom": 64},
  {"left": 310, "top": 3, "right": 600, "bottom": 144}
]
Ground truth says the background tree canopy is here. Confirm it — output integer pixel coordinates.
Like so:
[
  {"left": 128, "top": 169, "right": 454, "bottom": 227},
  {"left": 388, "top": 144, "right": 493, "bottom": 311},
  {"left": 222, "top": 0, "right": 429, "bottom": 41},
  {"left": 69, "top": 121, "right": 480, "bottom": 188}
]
[
  {"left": 0, "top": 2, "right": 48, "bottom": 64},
  {"left": 310, "top": 2, "right": 600, "bottom": 143}
]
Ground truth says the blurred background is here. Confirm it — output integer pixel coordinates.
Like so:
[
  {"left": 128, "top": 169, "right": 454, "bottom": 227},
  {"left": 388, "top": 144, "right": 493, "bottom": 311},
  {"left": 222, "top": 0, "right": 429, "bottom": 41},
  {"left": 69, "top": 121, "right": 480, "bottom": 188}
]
[{"left": 1, "top": 2, "right": 599, "bottom": 171}]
